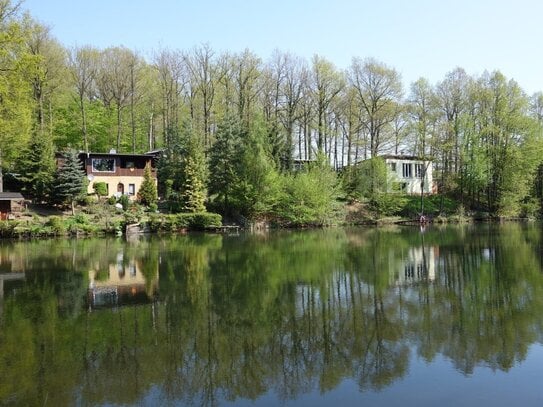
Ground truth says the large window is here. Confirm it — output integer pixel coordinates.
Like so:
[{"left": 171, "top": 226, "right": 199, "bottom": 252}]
[
  {"left": 415, "top": 164, "right": 424, "bottom": 178},
  {"left": 128, "top": 184, "right": 135, "bottom": 196},
  {"left": 402, "top": 163, "right": 412, "bottom": 178},
  {"left": 92, "top": 158, "right": 115, "bottom": 172}
]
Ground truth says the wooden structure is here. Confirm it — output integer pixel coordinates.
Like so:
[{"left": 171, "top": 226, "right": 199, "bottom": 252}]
[
  {"left": 77, "top": 151, "right": 158, "bottom": 200},
  {"left": 0, "top": 192, "right": 25, "bottom": 220}
]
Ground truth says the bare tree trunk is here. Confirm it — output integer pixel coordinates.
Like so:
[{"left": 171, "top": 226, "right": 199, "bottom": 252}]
[
  {"left": 148, "top": 111, "right": 154, "bottom": 151},
  {"left": 117, "top": 105, "right": 122, "bottom": 151},
  {"left": 0, "top": 150, "right": 3, "bottom": 193},
  {"left": 80, "top": 95, "right": 89, "bottom": 152}
]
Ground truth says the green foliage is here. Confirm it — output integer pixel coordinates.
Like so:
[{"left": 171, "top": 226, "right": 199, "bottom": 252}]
[
  {"left": 92, "top": 182, "right": 108, "bottom": 197},
  {"left": 54, "top": 149, "right": 85, "bottom": 213},
  {"left": 146, "top": 212, "right": 222, "bottom": 232},
  {"left": 370, "top": 193, "right": 409, "bottom": 217},
  {"left": 0, "top": 14, "right": 36, "bottom": 187},
  {"left": 180, "top": 136, "right": 207, "bottom": 213},
  {"left": 399, "top": 194, "right": 460, "bottom": 218},
  {"left": 118, "top": 194, "right": 130, "bottom": 211},
  {"left": 137, "top": 163, "right": 157, "bottom": 206},
  {"left": 274, "top": 154, "right": 341, "bottom": 226},
  {"left": 344, "top": 157, "right": 388, "bottom": 199},
  {"left": 45, "top": 216, "right": 67, "bottom": 235},
  {"left": 209, "top": 115, "right": 281, "bottom": 219},
  {"left": 0, "top": 220, "right": 19, "bottom": 237},
  {"left": 208, "top": 115, "right": 243, "bottom": 214},
  {"left": 16, "top": 134, "right": 56, "bottom": 202}
]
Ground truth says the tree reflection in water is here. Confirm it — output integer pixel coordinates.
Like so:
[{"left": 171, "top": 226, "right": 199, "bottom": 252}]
[{"left": 1, "top": 223, "right": 543, "bottom": 405}]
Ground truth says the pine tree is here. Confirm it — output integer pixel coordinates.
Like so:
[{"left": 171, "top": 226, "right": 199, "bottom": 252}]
[
  {"left": 17, "top": 134, "right": 56, "bottom": 202},
  {"left": 208, "top": 115, "right": 243, "bottom": 214},
  {"left": 137, "top": 163, "right": 157, "bottom": 206},
  {"left": 180, "top": 137, "right": 207, "bottom": 212},
  {"left": 55, "top": 149, "right": 85, "bottom": 215}
]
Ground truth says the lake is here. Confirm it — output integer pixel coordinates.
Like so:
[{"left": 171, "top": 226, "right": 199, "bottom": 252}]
[{"left": 1, "top": 223, "right": 543, "bottom": 406}]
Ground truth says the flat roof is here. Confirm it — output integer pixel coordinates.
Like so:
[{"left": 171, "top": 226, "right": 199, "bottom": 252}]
[
  {"left": 78, "top": 152, "right": 156, "bottom": 158},
  {"left": 0, "top": 192, "right": 24, "bottom": 201},
  {"left": 381, "top": 154, "right": 431, "bottom": 161}
]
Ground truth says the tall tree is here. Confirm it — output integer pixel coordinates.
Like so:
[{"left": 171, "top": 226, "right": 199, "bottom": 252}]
[
  {"left": 208, "top": 115, "right": 243, "bottom": 215},
  {"left": 96, "top": 47, "right": 135, "bottom": 151},
  {"left": 185, "top": 44, "right": 217, "bottom": 150},
  {"left": 348, "top": 58, "right": 402, "bottom": 194},
  {"left": 17, "top": 134, "right": 55, "bottom": 201},
  {"left": 153, "top": 47, "right": 187, "bottom": 147},
  {"left": 137, "top": 163, "right": 158, "bottom": 206},
  {"left": 26, "top": 21, "right": 67, "bottom": 139},
  {"left": 310, "top": 55, "right": 344, "bottom": 154},
  {"left": 278, "top": 52, "right": 306, "bottom": 169},
  {"left": 55, "top": 149, "right": 85, "bottom": 215},
  {"left": 232, "top": 49, "right": 262, "bottom": 128},
  {"left": 68, "top": 45, "right": 99, "bottom": 152},
  {"left": 407, "top": 77, "right": 436, "bottom": 157},
  {"left": 0, "top": 0, "right": 35, "bottom": 192},
  {"left": 180, "top": 135, "right": 207, "bottom": 212},
  {"left": 348, "top": 57, "right": 402, "bottom": 158}
]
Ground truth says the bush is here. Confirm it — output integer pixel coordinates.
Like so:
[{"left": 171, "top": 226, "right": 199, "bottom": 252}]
[
  {"left": 93, "top": 182, "right": 108, "bottom": 197},
  {"left": 145, "top": 212, "right": 222, "bottom": 232},
  {"left": 274, "top": 156, "right": 341, "bottom": 226},
  {"left": 178, "top": 212, "right": 222, "bottom": 229},
  {"left": 45, "top": 216, "right": 67, "bottom": 235},
  {"left": 118, "top": 194, "right": 130, "bottom": 211},
  {"left": 371, "top": 193, "right": 409, "bottom": 217},
  {"left": 0, "top": 221, "right": 18, "bottom": 237},
  {"left": 520, "top": 198, "right": 540, "bottom": 219}
]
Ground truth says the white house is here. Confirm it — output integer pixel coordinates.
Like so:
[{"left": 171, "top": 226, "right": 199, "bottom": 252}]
[{"left": 383, "top": 155, "right": 436, "bottom": 194}]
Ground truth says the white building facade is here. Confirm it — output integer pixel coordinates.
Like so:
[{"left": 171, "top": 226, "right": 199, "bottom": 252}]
[{"left": 383, "top": 155, "right": 435, "bottom": 194}]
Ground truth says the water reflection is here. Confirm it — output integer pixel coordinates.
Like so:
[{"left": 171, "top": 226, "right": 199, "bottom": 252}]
[
  {"left": 0, "top": 224, "right": 542, "bottom": 406},
  {"left": 87, "top": 250, "right": 158, "bottom": 309}
]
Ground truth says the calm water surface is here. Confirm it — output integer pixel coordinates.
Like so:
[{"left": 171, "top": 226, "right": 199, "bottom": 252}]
[{"left": 1, "top": 224, "right": 543, "bottom": 406}]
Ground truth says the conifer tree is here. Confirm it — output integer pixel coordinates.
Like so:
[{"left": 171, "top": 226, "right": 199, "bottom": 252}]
[
  {"left": 208, "top": 115, "right": 242, "bottom": 214},
  {"left": 180, "top": 137, "right": 207, "bottom": 212},
  {"left": 137, "top": 163, "right": 158, "bottom": 206},
  {"left": 54, "top": 149, "right": 85, "bottom": 215},
  {"left": 17, "top": 134, "right": 56, "bottom": 202}
]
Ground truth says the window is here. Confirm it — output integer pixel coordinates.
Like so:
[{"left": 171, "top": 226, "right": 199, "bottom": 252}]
[
  {"left": 389, "top": 162, "right": 397, "bottom": 172},
  {"left": 415, "top": 164, "right": 424, "bottom": 178},
  {"left": 128, "top": 184, "right": 135, "bottom": 196},
  {"left": 92, "top": 158, "right": 115, "bottom": 172},
  {"left": 402, "top": 163, "right": 412, "bottom": 178}
]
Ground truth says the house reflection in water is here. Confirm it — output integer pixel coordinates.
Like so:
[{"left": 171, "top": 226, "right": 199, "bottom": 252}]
[
  {"left": 88, "top": 252, "right": 158, "bottom": 309},
  {"left": 390, "top": 246, "right": 437, "bottom": 286}
]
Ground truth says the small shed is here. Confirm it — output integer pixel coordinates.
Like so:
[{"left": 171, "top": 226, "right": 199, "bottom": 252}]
[{"left": 0, "top": 193, "right": 25, "bottom": 220}]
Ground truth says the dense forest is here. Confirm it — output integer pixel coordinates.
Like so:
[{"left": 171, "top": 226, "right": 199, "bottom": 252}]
[{"left": 2, "top": 0, "right": 543, "bottom": 222}]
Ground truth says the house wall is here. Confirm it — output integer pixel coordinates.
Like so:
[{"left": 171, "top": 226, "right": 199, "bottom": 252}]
[
  {"left": 82, "top": 154, "right": 157, "bottom": 200},
  {"left": 385, "top": 158, "right": 434, "bottom": 194},
  {"left": 88, "top": 175, "right": 156, "bottom": 200},
  {"left": 0, "top": 200, "right": 24, "bottom": 219}
]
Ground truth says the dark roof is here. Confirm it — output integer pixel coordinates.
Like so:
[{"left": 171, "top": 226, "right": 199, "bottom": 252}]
[
  {"left": 381, "top": 154, "right": 431, "bottom": 161},
  {"left": 0, "top": 192, "right": 24, "bottom": 201},
  {"left": 78, "top": 151, "right": 156, "bottom": 158}
]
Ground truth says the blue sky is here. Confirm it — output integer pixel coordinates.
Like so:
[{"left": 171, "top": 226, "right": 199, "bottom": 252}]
[{"left": 23, "top": 0, "right": 543, "bottom": 94}]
